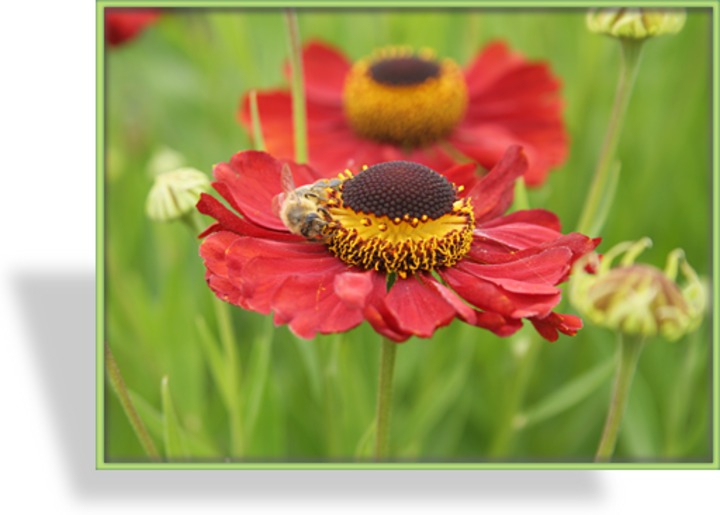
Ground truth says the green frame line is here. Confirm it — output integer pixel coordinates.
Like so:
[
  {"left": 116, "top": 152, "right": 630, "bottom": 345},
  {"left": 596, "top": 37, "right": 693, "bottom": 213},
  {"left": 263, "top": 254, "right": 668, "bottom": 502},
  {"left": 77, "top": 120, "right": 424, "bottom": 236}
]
[
  {"left": 100, "top": 1, "right": 718, "bottom": 8},
  {"left": 96, "top": 0, "right": 720, "bottom": 470},
  {"left": 96, "top": 3, "right": 106, "bottom": 471},
  {"left": 713, "top": 0, "right": 720, "bottom": 470}
]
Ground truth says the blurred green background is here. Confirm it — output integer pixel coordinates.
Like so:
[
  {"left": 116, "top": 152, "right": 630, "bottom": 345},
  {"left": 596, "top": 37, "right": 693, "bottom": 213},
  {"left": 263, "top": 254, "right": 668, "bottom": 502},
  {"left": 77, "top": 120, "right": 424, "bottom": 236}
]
[{"left": 103, "top": 8, "right": 712, "bottom": 463}]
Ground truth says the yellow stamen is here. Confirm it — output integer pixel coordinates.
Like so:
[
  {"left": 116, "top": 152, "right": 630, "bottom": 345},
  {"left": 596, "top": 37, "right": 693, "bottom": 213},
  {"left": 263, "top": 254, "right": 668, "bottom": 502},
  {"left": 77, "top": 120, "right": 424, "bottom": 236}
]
[
  {"left": 342, "top": 47, "right": 468, "bottom": 147},
  {"left": 325, "top": 197, "right": 474, "bottom": 278}
]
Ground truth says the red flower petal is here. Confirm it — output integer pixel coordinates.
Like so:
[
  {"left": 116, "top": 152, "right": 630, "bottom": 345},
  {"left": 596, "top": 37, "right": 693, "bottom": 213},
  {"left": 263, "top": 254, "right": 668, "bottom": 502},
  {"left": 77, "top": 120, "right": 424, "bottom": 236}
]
[
  {"left": 468, "top": 232, "right": 600, "bottom": 292},
  {"left": 269, "top": 274, "right": 366, "bottom": 339},
  {"left": 466, "top": 145, "right": 528, "bottom": 224},
  {"left": 441, "top": 246, "right": 576, "bottom": 319},
  {"left": 441, "top": 162, "right": 483, "bottom": 195},
  {"left": 196, "top": 192, "right": 301, "bottom": 242},
  {"left": 334, "top": 271, "right": 375, "bottom": 309},
  {"left": 295, "top": 41, "right": 351, "bottom": 106},
  {"left": 199, "top": 231, "right": 249, "bottom": 308},
  {"left": 473, "top": 311, "right": 523, "bottom": 337},
  {"left": 473, "top": 209, "right": 564, "bottom": 254},
  {"left": 458, "top": 40, "right": 568, "bottom": 186},
  {"left": 303, "top": 125, "right": 388, "bottom": 173},
  {"left": 355, "top": 273, "right": 413, "bottom": 342},
  {"left": 460, "top": 247, "right": 571, "bottom": 293},
  {"left": 224, "top": 235, "right": 352, "bottom": 320},
  {"left": 381, "top": 276, "right": 472, "bottom": 338},
  {"left": 105, "top": 8, "right": 160, "bottom": 46},
  {"left": 448, "top": 124, "right": 536, "bottom": 179},
  {"left": 464, "top": 41, "right": 527, "bottom": 97},
  {"left": 200, "top": 231, "right": 241, "bottom": 284},
  {"left": 451, "top": 124, "right": 566, "bottom": 188},
  {"left": 211, "top": 151, "right": 322, "bottom": 231},
  {"left": 480, "top": 208, "right": 562, "bottom": 232},
  {"left": 419, "top": 275, "right": 476, "bottom": 324},
  {"left": 204, "top": 231, "right": 371, "bottom": 340},
  {"left": 458, "top": 247, "right": 572, "bottom": 295},
  {"left": 239, "top": 90, "right": 346, "bottom": 160},
  {"left": 529, "top": 312, "right": 583, "bottom": 342}
]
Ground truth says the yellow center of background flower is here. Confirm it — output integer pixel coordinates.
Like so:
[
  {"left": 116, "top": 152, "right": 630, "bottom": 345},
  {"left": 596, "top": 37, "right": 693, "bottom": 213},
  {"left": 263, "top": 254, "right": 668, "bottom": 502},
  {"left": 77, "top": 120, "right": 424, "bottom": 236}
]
[
  {"left": 321, "top": 161, "right": 474, "bottom": 278},
  {"left": 342, "top": 48, "right": 469, "bottom": 148}
]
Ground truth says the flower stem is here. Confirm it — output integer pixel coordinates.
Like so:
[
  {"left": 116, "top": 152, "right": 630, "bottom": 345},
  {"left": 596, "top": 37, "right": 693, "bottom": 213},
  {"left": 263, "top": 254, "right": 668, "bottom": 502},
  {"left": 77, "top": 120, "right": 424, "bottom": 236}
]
[
  {"left": 488, "top": 333, "right": 539, "bottom": 457},
  {"left": 248, "top": 90, "right": 266, "bottom": 152},
  {"left": 595, "top": 333, "right": 645, "bottom": 462},
  {"left": 576, "top": 38, "right": 644, "bottom": 235},
  {"left": 284, "top": 9, "right": 308, "bottom": 164},
  {"left": 213, "top": 296, "right": 245, "bottom": 457},
  {"left": 105, "top": 343, "right": 161, "bottom": 460},
  {"left": 374, "top": 336, "right": 398, "bottom": 460},
  {"left": 664, "top": 333, "right": 702, "bottom": 456}
]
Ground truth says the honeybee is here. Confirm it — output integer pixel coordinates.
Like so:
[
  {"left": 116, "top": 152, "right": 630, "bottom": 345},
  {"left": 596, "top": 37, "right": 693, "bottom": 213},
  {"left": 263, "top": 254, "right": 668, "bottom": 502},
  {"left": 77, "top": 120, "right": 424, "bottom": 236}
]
[{"left": 273, "top": 164, "right": 341, "bottom": 240}]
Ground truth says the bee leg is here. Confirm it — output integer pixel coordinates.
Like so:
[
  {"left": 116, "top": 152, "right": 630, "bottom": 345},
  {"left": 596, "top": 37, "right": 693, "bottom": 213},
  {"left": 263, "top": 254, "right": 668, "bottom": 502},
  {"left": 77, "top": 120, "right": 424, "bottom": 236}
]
[{"left": 317, "top": 206, "right": 333, "bottom": 221}]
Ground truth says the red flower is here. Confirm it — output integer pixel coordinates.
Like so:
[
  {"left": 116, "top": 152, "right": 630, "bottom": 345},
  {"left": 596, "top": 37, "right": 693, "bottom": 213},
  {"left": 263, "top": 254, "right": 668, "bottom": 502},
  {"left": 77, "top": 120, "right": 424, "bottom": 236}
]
[
  {"left": 105, "top": 8, "right": 160, "bottom": 47},
  {"left": 197, "top": 146, "right": 598, "bottom": 343},
  {"left": 239, "top": 41, "right": 567, "bottom": 187}
]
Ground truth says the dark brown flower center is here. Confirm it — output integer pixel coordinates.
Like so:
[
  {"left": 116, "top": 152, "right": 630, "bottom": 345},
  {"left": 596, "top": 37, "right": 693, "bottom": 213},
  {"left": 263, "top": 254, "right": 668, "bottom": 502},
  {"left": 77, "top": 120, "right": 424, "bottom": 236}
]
[
  {"left": 369, "top": 56, "right": 441, "bottom": 86},
  {"left": 341, "top": 161, "right": 456, "bottom": 221},
  {"left": 320, "top": 163, "right": 474, "bottom": 278}
]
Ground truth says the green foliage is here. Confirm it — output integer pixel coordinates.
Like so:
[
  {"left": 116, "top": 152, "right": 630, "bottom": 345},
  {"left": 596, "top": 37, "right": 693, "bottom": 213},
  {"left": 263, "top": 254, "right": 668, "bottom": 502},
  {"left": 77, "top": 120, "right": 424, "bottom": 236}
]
[{"left": 103, "top": 9, "right": 712, "bottom": 464}]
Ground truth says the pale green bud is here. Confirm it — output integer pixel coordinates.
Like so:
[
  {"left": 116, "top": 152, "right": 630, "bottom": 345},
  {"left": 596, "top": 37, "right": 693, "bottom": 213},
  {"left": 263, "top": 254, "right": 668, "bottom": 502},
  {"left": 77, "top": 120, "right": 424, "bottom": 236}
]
[
  {"left": 586, "top": 8, "right": 686, "bottom": 40},
  {"left": 146, "top": 168, "right": 211, "bottom": 222},
  {"left": 147, "top": 146, "right": 187, "bottom": 177},
  {"left": 570, "top": 238, "right": 706, "bottom": 341}
]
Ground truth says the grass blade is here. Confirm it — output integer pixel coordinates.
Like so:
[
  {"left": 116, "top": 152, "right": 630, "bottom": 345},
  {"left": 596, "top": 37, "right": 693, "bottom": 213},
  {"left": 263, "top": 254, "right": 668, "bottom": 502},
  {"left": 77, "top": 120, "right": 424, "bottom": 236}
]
[
  {"left": 161, "top": 375, "right": 189, "bottom": 460},
  {"left": 518, "top": 357, "right": 616, "bottom": 430}
]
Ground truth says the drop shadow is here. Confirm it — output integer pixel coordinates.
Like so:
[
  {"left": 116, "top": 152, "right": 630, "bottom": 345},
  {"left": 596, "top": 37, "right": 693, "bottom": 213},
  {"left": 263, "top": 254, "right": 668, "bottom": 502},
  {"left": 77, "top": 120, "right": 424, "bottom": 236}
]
[{"left": 15, "top": 270, "right": 602, "bottom": 503}]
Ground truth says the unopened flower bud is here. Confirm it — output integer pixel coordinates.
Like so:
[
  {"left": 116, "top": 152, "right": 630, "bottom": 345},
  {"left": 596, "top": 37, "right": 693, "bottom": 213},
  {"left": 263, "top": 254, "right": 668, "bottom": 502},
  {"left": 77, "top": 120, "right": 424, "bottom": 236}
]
[
  {"left": 148, "top": 146, "right": 186, "bottom": 177},
  {"left": 586, "top": 8, "right": 686, "bottom": 40},
  {"left": 146, "top": 168, "right": 211, "bottom": 222},
  {"left": 570, "top": 238, "right": 705, "bottom": 341}
]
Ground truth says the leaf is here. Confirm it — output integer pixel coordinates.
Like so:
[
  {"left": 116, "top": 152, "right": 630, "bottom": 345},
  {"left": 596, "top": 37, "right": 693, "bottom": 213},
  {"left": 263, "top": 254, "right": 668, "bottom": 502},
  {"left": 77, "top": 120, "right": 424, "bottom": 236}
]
[
  {"left": 620, "top": 370, "right": 661, "bottom": 458},
  {"left": 161, "top": 376, "right": 190, "bottom": 460},
  {"left": 518, "top": 357, "right": 616, "bottom": 430},
  {"left": 353, "top": 419, "right": 376, "bottom": 460},
  {"left": 195, "top": 315, "right": 232, "bottom": 409},
  {"left": 589, "top": 160, "right": 621, "bottom": 236},
  {"left": 244, "top": 329, "right": 274, "bottom": 441},
  {"left": 129, "top": 389, "right": 219, "bottom": 457}
]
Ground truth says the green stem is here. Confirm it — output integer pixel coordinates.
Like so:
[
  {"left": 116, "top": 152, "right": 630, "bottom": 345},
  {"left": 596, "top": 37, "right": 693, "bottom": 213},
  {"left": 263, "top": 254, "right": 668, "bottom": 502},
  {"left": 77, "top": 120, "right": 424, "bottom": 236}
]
[
  {"left": 248, "top": 90, "right": 266, "bottom": 152},
  {"left": 374, "top": 336, "right": 398, "bottom": 460},
  {"left": 180, "top": 211, "right": 206, "bottom": 236},
  {"left": 105, "top": 343, "right": 161, "bottom": 460},
  {"left": 213, "top": 295, "right": 244, "bottom": 457},
  {"left": 576, "top": 39, "right": 644, "bottom": 235},
  {"left": 284, "top": 9, "right": 308, "bottom": 164},
  {"left": 488, "top": 333, "right": 540, "bottom": 457},
  {"left": 664, "top": 333, "right": 702, "bottom": 456},
  {"left": 595, "top": 333, "right": 645, "bottom": 462}
]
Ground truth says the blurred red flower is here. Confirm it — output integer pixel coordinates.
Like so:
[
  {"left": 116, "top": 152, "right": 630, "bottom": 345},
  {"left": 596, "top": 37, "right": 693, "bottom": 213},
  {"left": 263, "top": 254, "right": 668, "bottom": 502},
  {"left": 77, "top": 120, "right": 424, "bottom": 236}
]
[
  {"left": 105, "top": 8, "right": 160, "bottom": 47},
  {"left": 240, "top": 41, "right": 568, "bottom": 187},
  {"left": 197, "top": 146, "right": 597, "bottom": 343}
]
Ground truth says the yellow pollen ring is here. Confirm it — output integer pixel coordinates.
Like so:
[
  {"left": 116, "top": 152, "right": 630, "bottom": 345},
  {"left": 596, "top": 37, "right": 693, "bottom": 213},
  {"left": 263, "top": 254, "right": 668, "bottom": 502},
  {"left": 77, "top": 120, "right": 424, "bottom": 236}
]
[
  {"left": 342, "top": 49, "right": 468, "bottom": 148},
  {"left": 324, "top": 198, "right": 474, "bottom": 278}
]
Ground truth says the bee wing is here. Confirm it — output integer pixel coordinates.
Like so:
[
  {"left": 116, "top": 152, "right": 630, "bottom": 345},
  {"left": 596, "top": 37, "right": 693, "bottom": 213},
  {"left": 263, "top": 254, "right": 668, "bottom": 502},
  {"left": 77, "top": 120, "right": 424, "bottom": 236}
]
[
  {"left": 273, "top": 164, "right": 297, "bottom": 217},
  {"left": 280, "top": 163, "right": 297, "bottom": 193},
  {"left": 271, "top": 192, "right": 286, "bottom": 217}
]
